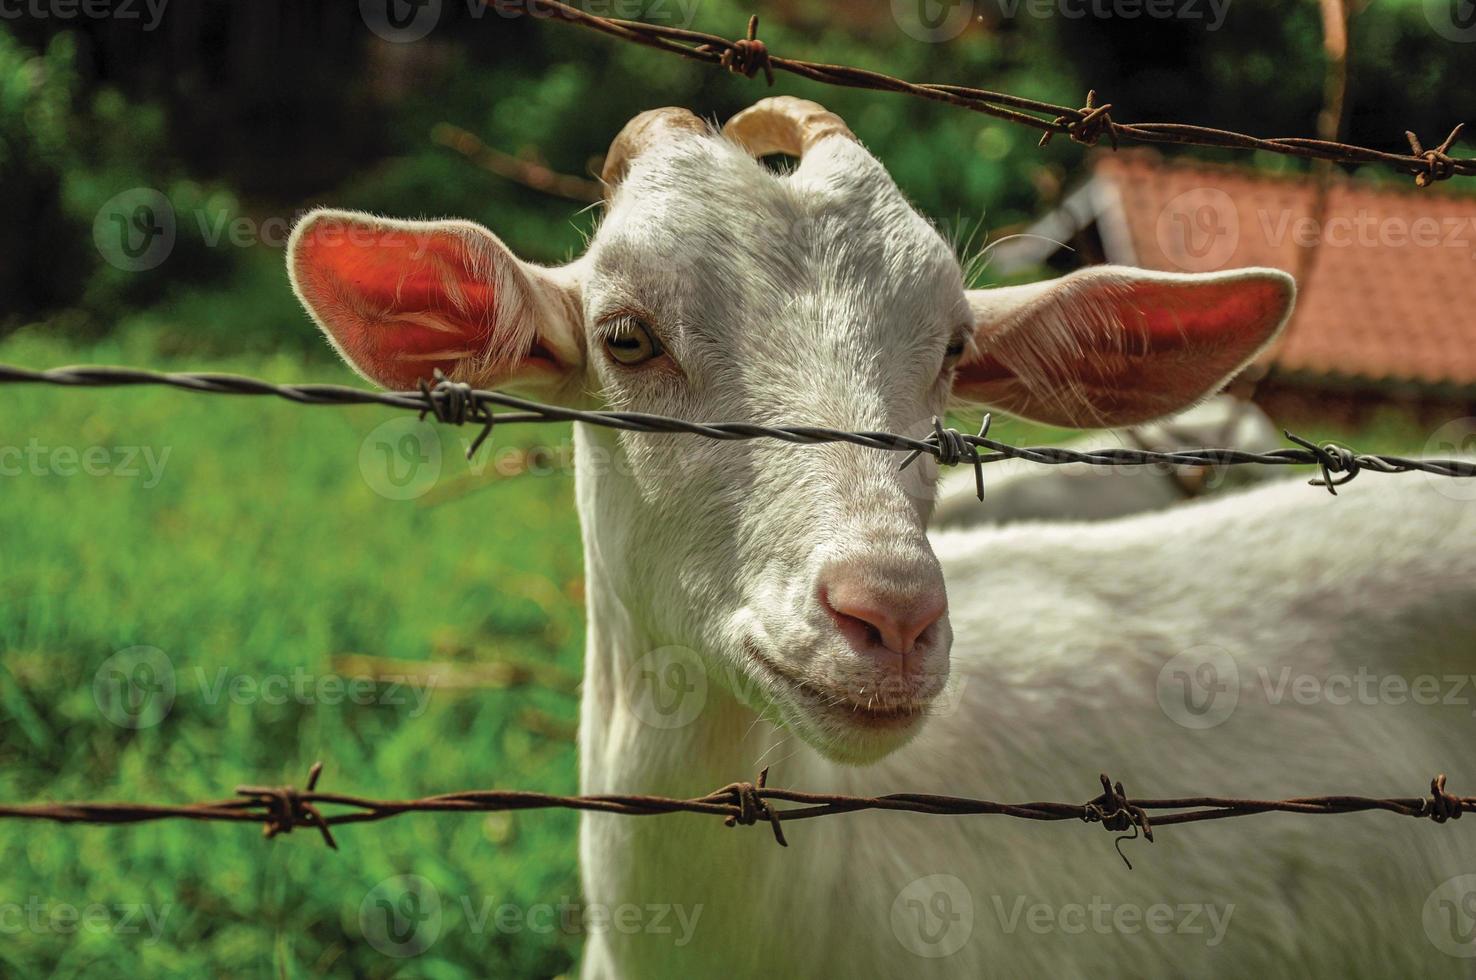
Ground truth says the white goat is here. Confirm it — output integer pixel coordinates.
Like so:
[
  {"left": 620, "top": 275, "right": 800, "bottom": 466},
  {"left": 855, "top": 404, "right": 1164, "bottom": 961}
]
[{"left": 287, "top": 98, "right": 1476, "bottom": 978}]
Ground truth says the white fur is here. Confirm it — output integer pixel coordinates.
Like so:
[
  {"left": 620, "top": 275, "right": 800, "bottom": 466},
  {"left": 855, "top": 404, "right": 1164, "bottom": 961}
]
[
  {"left": 581, "top": 474, "right": 1476, "bottom": 978},
  {"left": 288, "top": 119, "right": 1476, "bottom": 978},
  {"left": 570, "top": 134, "right": 1474, "bottom": 977}
]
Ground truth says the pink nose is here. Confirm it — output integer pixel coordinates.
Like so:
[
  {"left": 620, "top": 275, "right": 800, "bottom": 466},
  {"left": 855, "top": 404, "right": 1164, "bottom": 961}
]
[{"left": 820, "top": 568, "right": 948, "bottom": 658}]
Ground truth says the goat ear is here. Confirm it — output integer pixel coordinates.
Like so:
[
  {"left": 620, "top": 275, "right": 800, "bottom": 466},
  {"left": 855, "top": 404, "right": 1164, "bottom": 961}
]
[
  {"left": 954, "top": 266, "right": 1293, "bottom": 427},
  {"left": 287, "top": 209, "right": 583, "bottom": 397}
]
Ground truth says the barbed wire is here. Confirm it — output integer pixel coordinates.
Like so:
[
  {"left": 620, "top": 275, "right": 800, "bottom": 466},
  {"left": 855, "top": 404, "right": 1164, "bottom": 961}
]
[
  {"left": 492, "top": 0, "right": 1472, "bottom": 187},
  {"left": 1, "top": 363, "right": 1472, "bottom": 497},
  {"left": 1, "top": 764, "right": 1468, "bottom": 868}
]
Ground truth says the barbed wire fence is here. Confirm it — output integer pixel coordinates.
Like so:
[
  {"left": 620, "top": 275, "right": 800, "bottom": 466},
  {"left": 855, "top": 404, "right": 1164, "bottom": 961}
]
[
  {"left": 1, "top": 764, "right": 1469, "bottom": 868},
  {"left": 3, "top": 1, "right": 1475, "bottom": 871},
  {"left": 491, "top": 0, "right": 1470, "bottom": 187},
  {"left": 1, "top": 365, "right": 1469, "bottom": 866}
]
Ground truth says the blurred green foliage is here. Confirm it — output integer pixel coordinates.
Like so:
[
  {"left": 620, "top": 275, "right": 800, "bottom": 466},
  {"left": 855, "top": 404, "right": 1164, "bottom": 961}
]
[{"left": 0, "top": 328, "right": 587, "bottom": 977}]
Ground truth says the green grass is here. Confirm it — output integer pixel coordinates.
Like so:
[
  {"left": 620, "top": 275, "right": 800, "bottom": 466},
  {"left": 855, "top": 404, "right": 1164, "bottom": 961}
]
[
  {"left": 0, "top": 323, "right": 1436, "bottom": 978},
  {"left": 0, "top": 326, "right": 587, "bottom": 978}
]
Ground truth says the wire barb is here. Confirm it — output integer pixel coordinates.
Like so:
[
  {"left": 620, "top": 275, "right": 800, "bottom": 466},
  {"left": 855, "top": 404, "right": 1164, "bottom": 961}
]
[
  {"left": 720, "top": 767, "right": 787, "bottom": 845},
  {"left": 1082, "top": 774, "right": 1154, "bottom": 869},
  {"left": 234, "top": 761, "right": 337, "bottom": 850},
  {"left": 899, "top": 415, "right": 992, "bottom": 500},
  {"left": 1039, "top": 90, "right": 1118, "bottom": 150},
  {"left": 419, "top": 370, "right": 497, "bottom": 459},
  {"left": 697, "top": 14, "right": 773, "bottom": 85},
  {"left": 1284, "top": 430, "right": 1361, "bottom": 494},
  {"left": 1423, "top": 774, "right": 1463, "bottom": 824},
  {"left": 1406, "top": 124, "right": 1465, "bottom": 188}
]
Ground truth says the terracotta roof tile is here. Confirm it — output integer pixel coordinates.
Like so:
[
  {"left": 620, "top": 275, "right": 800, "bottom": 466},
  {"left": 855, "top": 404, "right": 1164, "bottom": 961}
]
[{"left": 1092, "top": 153, "right": 1476, "bottom": 389}]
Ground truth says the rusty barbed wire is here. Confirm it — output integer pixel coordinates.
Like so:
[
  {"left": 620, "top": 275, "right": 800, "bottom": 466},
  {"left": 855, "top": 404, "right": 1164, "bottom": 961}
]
[
  {"left": 489, "top": 0, "right": 1472, "bottom": 187},
  {"left": 1, "top": 764, "right": 1469, "bottom": 869},
  {"left": 2, "top": 363, "right": 1472, "bottom": 496}
]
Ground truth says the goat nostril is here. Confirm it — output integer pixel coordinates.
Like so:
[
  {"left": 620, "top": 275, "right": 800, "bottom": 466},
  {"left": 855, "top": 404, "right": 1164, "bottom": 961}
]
[{"left": 820, "top": 577, "right": 947, "bottom": 657}]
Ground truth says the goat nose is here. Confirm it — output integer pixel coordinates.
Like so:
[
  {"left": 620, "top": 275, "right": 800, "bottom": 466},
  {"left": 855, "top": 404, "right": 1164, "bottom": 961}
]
[{"left": 819, "top": 568, "right": 947, "bottom": 657}]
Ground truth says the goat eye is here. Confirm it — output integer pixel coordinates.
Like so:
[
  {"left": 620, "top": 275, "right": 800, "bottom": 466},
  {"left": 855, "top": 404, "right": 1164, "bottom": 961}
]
[
  {"left": 604, "top": 318, "right": 663, "bottom": 366},
  {"left": 943, "top": 336, "right": 968, "bottom": 368}
]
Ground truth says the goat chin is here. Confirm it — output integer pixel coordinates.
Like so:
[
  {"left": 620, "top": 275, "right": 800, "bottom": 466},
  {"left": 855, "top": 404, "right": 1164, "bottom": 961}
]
[{"left": 579, "top": 472, "right": 1476, "bottom": 979}]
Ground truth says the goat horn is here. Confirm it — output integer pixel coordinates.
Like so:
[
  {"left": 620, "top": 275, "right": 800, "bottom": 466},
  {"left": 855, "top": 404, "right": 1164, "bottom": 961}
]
[
  {"left": 601, "top": 107, "right": 706, "bottom": 196},
  {"left": 722, "top": 96, "right": 857, "bottom": 158}
]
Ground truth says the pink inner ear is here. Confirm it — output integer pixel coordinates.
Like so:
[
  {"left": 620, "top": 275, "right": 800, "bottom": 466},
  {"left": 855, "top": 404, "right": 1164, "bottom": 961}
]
[
  {"left": 956, "top": 275, "right": 1290, "bottom": 427},
  {"left": 292, "top": 218, "right": 499, "bottom": 390}
]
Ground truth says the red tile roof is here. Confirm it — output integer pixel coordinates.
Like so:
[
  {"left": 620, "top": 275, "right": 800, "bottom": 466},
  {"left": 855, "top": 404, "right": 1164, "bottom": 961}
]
[{"left": 1092, "top": 153, "right": 1476, "bottom": 390}]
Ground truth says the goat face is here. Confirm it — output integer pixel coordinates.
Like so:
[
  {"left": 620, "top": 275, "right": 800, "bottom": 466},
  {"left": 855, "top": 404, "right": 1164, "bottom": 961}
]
[{"left": 286, "top": 97, "right": 1295, "bottom": 764}]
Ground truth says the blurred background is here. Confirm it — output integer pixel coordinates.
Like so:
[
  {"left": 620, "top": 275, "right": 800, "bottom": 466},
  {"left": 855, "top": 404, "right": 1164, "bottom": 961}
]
[{"left": 0, "top": 0, "right": 1472, "bottom": 975}]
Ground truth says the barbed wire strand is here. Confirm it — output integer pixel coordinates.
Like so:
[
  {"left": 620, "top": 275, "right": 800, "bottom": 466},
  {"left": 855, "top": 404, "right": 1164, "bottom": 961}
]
[
  {"left": 491, "top": 0, "right": 1472, "bottom": 187},
  {"left": 1, "top": 363, "right": 1471, "bottom": 496},
  {"left": 1, "top": 765, "right": 1468, "bottom": 869}
]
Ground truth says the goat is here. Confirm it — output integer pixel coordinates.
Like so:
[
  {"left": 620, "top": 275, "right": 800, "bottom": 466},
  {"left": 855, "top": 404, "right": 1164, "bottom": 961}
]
[
  {"left": 930, "top": 395, "right": 1284, "bottom": 528},
  {"left": 287, "top": 97, "right": 1476, "bottom": 977}
]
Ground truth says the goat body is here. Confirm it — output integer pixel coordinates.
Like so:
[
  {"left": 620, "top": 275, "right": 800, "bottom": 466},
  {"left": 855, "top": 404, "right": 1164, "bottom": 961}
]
[{"left": 579, "top": 471, "right": 1476, "bottom": 978}]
